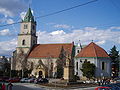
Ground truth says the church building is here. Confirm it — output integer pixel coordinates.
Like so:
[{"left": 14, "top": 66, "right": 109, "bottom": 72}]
[
  {"left": 12, "top": 8, "right": 111, "bottom": 79},
  {"left": 74, "top": 42, "right": 111, "bottom": 78},
  {"left": 13, "top": 8, "right": 75, "bottom": 78}
]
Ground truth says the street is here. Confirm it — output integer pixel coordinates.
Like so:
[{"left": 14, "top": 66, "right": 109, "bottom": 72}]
[
  {"left": 10, "top": 83, "right": 97, "bottom": 90},
  {"left": 12, "top": 83, "right": 46, "bottom": 90}
]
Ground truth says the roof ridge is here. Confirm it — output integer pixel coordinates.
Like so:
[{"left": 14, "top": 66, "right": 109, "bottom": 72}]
[
  {"left": 92, "top": 43, "right": 97, "bottom": 57},
  {"left": 37, "top": 43, "right": 72, "bottom": 45}
]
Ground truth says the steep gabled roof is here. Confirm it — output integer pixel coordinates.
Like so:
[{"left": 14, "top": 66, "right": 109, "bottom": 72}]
[
  {"left": 28, "top": 43, "right": 73, "bottom": 58},
  {"left": 76, "top": 42, "right": 109, "bottom": 58},
  {"left": 23, "top": 8, "right": 34, "bottom": 22}
]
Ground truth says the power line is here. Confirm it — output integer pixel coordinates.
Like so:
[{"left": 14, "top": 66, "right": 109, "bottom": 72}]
[
  {"left": 35, "top": 0, "right": 98, "bottom": 19},
  {"left": 109, "top": 0, "right": 120, "bottom": 12},
  {"left": 0, "top": 0, "right": 98, "bottom": 27},
  {"left": 0, "top": 22, "right": 20, "bottom": 27}
]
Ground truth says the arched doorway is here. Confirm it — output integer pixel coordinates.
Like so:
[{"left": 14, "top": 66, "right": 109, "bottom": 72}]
[{"left": 39, "top": 71, "right": 43, "bottom": 78}]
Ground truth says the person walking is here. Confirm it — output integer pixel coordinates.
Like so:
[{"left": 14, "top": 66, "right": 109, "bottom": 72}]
[
  {"left": 7, "top": 82, "right": 13, "bottom": 90},
  {"left": 2, "top": 83, "right": 6, "bottom": 90}
]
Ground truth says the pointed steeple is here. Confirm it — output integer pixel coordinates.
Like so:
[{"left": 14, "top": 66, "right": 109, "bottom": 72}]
[{"left": 23, "top": 8, "right": 34, "bottom": 22}]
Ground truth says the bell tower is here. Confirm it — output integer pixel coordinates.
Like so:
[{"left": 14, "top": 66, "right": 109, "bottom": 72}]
[{"left": 17, "top": 8, "right": 37, "bottom": 54}]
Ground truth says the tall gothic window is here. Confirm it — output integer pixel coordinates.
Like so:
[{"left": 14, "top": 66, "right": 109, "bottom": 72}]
[
  {"left": 22, "top": 40, "right": 25, "bottom": 45},
  {"left": 102, "top": 62, "right": 105, "bottom": 70},
  {"left": 76, "top": 62, "right": 78, "bottom": 70}
]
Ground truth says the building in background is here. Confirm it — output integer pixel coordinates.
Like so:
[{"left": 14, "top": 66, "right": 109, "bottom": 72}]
[{"left": 0, "top": 56, "right": 11, "bottom": 76}]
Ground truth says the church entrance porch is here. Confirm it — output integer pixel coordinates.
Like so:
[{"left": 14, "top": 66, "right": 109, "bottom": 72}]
[
  {"left": 36, "top": 68, "right": 46, "bottom": 78},
  {"left": 39, "top": 71, "right": 43, "bottom": 78}
]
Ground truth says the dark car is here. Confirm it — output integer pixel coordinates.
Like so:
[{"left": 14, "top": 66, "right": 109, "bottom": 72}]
[
  {"left": 8, "top": 78, "right": 21, "bottom": 83},
  {"left": 95, "top": 87, "right": 112, "bottom": 90},
  {"left": 2, "top": 77, "right": 9, "bottom": 82},
  {"left": 27, "top": 78, "right": 36, "bottom": 83},
  {"left": 34, "top": 78, "right": 48, "bottom": 84},
  {"left": 97, "top": 83, "right": 120, "bottom": 90}
]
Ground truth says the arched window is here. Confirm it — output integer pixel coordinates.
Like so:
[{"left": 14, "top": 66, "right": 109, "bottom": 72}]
[
  {"left": 77, "top": 50, "right": 80, "bottom": 53},
  {"left": 102, "top": 62, "right": 105, "bottom": 70},
  {"left": 76, "top": 62, "right": 78, "bottom": 70},
  {"left": 22, "top": 40, "right": 25, "bottom": 45}
]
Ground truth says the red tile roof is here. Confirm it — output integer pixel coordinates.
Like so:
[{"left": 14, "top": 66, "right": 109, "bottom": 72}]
[
  {"left": 28, "top": 43, "right": 73, "bottom": 58},
  {"left": 76, "top": 42, "right": 109, "bottom": 58}
]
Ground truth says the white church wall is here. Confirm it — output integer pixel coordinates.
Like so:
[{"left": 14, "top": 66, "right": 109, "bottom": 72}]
[
  {"left": 74, "top": 57, "right": 96, "bottom": 77},
  {"left": 96, "top": 58, "right": 111, "bottom": 78},
  {"left": 74, "top": 57, "right": 111, "bottom": 78}
]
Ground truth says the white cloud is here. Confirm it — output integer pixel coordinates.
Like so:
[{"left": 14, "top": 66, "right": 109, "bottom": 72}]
[
  {"left": 0, "top": 8, "right": 13, "bottom": 17},
  {"left": 96, "top": 40, "right": 106, "bottom": 45},
  {"left": 53, "top": 24, "right": 71, "bottom": 29},
  {"left": 0, "top": 29, "right": 10, "bottom": 36},
  {"left": 0, "top": 38, "right": 17, "bottom": 56},
  {"left": 6, "top": 19, "right": 14, "bottom": 24},
  {"left": 110, "top": 26, "right": 120, "bottom": 30},
  {"left": 0, "top": 0, "right": 26, "bottom": 17},
  {"left": 37, "top": 27, "right": 120, "bottom": 46},
  {"left": 50, "top": 30, "right": 66, "bottom": 35}
]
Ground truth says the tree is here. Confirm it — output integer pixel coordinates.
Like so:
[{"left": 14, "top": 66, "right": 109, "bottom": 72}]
[
  {"left": 16, "top": 48, "right": 28, "bottom": 78},
  {"left": 56, "top": 47, "right": 66, "bottom": 78},
  {"left": 109, "top": 45, "right": 119, "bottom": 77},
  {"left": 81, "top": 60, "right": 95, "bottom": 79}
]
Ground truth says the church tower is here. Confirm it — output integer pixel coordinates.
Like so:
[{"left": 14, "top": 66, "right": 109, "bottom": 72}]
[{"left": 17, "top": 8, "right": 37, "bottom": 54}]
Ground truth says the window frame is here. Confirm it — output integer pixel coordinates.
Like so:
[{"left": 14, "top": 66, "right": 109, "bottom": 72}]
[
  {"left": 22, "top": 39, "right": 25, "bottom": 45},
  {"left": 24, "top": 24, "right": 28, "bottom": 29}
]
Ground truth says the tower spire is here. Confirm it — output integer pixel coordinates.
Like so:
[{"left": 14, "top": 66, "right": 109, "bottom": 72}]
[{"left": 23, "top": 8, "right": 34, "bottom": 22}]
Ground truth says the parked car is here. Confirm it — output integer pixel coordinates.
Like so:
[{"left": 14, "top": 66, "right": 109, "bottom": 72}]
[
  {"left": 8, "top": 78, "right": 21, "bottom": 83},
  {"left": 116, "top": 79, "right": 120, "bottom": 83},
  {"left": 34, "top": 78, "right": 48, "bottom": 84},
  {"left": 95, "top": 87, "right": 112, "bottom": 90},
  {"left": 27, "top": 78, "right": 36, "bottom": 83},
  {"left": 99, "top": 83, "right": 120, "bottom": 90},
  {"left": 2, "top": 77, "right": 9, "bottom": 82},
  {"left": 20, "top": 78, "right": 29, "bottom": 83}
]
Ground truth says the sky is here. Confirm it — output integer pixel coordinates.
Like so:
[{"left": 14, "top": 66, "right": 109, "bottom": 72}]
[{"left": 0, "top": 0, "right": 120, "bottom": 57}]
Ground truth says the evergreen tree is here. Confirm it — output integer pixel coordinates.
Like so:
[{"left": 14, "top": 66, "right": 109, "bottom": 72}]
[
  {"left": 109, "top": 45, "right": 119, "bottom": 63},
  {"left": 109, "top": 45, "right": 119, "bottom": 77},
  {"left": 81, "top": 60, "right": 95, "bottom": 79}
]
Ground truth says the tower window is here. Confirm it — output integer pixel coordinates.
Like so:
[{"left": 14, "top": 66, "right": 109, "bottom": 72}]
[
  {"left": 24, "top": 24, "right": 28, "bottom": 29},
  {"left": 22, "top": 40, "right": 25, "bottom": 45},
  {"left": 77, "top": 50, "right": 80, "bottom": 53}
]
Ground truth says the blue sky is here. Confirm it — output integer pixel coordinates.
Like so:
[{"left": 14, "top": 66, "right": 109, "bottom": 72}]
[{"left": 0, "top": 0, "right": 120, "bottom": 56}]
